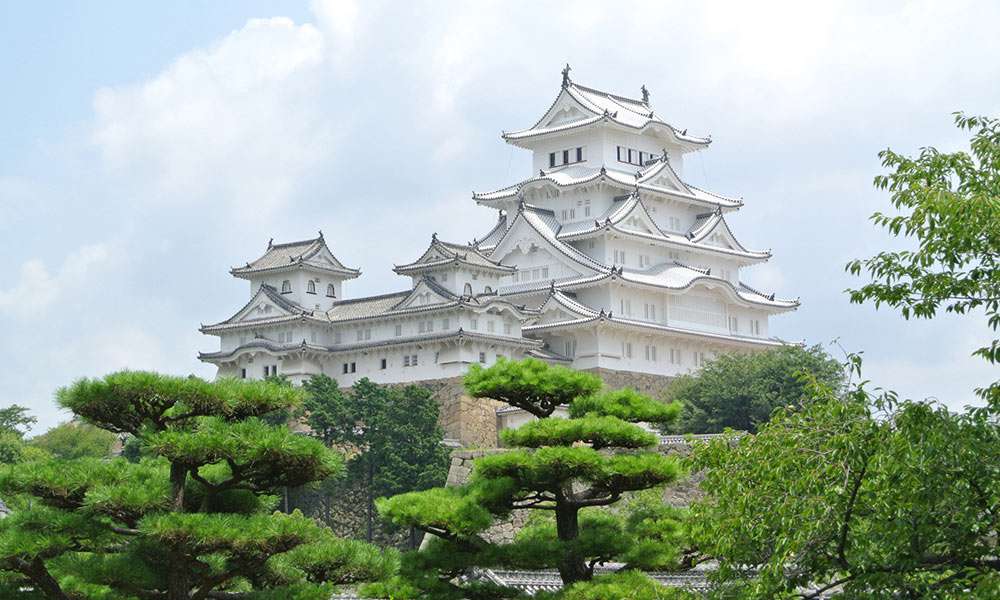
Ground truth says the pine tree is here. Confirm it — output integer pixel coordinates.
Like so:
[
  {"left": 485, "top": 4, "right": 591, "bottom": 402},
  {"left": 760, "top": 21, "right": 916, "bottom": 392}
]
[
  {"left": 376, "top": 358, "right": 687, "bottom": 598},
  {"left": 0, "top": 371, "right": 394, "bottom": 599}
]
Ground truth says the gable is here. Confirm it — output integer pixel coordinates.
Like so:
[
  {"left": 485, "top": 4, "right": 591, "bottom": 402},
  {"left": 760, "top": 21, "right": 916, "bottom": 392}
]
[
  {"left": 228, "top": 289, "right": 299, "bottom": 325},
  {"left": 491, "top": 212, "right": 601, "bottom": 277},
  {"left": 543, "top": 102, "right": 590, "bottom": 127},
  {"left": 393, "top": 279, "right": 455, "bottom": 311}
]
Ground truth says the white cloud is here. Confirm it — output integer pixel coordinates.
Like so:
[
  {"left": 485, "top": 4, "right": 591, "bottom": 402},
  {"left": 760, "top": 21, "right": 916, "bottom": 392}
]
[
  {"left": 91, "top": 16, "right": 334, "bottom": 219},
  {"left": 0, "top": 244, "right": 112, "bottom": 319}
]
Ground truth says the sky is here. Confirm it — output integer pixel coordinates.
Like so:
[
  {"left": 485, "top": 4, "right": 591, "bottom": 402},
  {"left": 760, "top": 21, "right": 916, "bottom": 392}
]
[{"left": 1, "top": 0, "right": 998, "bottom": 432}]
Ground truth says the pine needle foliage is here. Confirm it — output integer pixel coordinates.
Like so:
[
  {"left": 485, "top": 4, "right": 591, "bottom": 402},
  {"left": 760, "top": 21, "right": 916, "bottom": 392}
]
[
  {"left": 377, "top": 358, "right": 687, "bottom": 598},
  {"left": 0, "top": 371, "right": 394, "bottom": 599}
]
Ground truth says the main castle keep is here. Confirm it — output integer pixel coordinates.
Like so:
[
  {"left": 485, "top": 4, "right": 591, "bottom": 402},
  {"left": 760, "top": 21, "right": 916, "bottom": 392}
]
[{"left": 199, "top": 67, "right": 798, "bottom": 446}]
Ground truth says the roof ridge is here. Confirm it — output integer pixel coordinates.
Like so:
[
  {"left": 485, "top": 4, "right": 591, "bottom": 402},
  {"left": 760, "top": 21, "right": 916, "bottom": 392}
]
[
  {"left": 570, "top": 82, "right": 648, "bottom": 108},
  {"left": 268, "top": 236, "right": 321, "bottom": 250},
  {"left": 330, "top": 290, "right": 411, "bottom": 306}
]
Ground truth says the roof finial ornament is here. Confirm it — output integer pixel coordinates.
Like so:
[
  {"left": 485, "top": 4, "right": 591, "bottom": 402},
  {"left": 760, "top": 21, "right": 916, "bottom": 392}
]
[
  {"left": 432, "top": 232, "right": 438, "bottom": 242},
  {"left": 599, "top": 164, "right": 606, "bottom": 176},
  {"left": 681, "top": 129, "right": 687, "bottom": 136},
  {"left": 550, "top": 280, "right": 556, "bottom": 293},
  {"left": 539, "top": 169, "right": 545, "bottom": 177},
  {"left": 267, "top": 238, "right": 273, "bottom": 249},
  {"left": 641, "top": 84, "right": 650, "bottom": 104},
  {"left": 317, "top": 230, "right": 324, "bottom": 240},
  {"left": 561, "top": 63, "right": 572, "bottom": 88},
  {"left": 662, "top": 148, "right": 668, "bottom": 161}
]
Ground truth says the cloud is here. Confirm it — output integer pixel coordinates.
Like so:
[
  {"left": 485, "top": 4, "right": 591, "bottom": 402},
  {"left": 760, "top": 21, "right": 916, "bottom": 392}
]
[
  {"left": 0, "top": 244, "right": 112, "bottom": 319},
  {"left": 90, "top": 16, "right": 333, "bottom": 219}
]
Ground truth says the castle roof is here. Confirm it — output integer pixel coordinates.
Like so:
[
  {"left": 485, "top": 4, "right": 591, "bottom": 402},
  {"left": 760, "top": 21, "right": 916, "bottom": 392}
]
[
  {"left": 230, "top": 233, "right": 360, "bottom": 279},
  {"left": 394, "top": 234, "right": 515, "bottom": 275},
  {"left": 200, "top": 284, "right": 322, "bottom": 333},
  {"left": 526, "top": 291, "right": 791, "bottom": 347},
  {"left": 199, "top": 329, "right": 543, "bottom": 363},
  {"left": 556, "top": 193, "right": 769, "bottom": 263},
  {"left": 473, "top": 157, "right": 742, "bottom": 210},
  {"left": 501, "top": 68, "right": 711, "bottom": 150}
]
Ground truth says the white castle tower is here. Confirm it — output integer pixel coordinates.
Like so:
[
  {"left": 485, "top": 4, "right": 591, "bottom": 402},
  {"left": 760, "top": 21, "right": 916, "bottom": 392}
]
[
  {"left": 199, "top": 67, "right": 797, "bottom": 439},
  {"left": 472, "top": 66, "right": 798, "bottom": 377}
]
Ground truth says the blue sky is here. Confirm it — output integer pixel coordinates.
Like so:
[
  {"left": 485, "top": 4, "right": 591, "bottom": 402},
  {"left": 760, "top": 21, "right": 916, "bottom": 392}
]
[{"left": 1, "top": 0, "right": 998, "bottom": 432}]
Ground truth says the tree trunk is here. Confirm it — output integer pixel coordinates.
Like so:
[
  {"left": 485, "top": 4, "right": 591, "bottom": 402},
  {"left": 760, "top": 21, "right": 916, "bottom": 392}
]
[
  {"left": 555, "top": 504, "right": 590, "bottom": 584},
  {"left": 169, "top": 462, "right": 187, "bottom": 510},
  {"left": 167, "top": 462, "right": 190, "bottom": 600},
  {"left": 22, "top": 558, "right": 70, "bottom": 600}
]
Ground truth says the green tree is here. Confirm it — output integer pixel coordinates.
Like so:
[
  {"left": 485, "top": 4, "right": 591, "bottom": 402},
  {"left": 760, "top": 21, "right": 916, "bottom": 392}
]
[
  {"left": 690, "top": 359, "right": 1000, "bottom": 598},
  {"left": 664, "top": 345, "right": 845, "bottom": 434},
  {"left": 0, "top": 372, "right": 394, "bottom": 599},
  {"left": 0, "top": 404, "right": 36, "bottom": 437},
  {"left": 846, "top": 113, "right": 1000, "bottom": 400},
  {"left": 377, "top": 358, "right": 686, "bottom": 597},
  {"left": 300, "top": 376, "right": 449, "bottom": 544},
  {"left": 28, "top": 421, "right": 117, "bottom": 459}
]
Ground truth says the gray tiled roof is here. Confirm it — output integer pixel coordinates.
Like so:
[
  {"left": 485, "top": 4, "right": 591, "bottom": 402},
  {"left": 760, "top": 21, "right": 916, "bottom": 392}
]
[
  {"left": 231, "top": 235, "right": 360, "bottom": 278},
  {"left": 481, "top": 567, "right": 712, "bottom": 594},
  {"left": 502, "top": 77, "right": 711, "bottom": 147},
  {"left": 326, "top": 291, "right": 412, "bottom": 321},
  {"left": 396, "top": 236, "right": 514, "bottom": 274}
]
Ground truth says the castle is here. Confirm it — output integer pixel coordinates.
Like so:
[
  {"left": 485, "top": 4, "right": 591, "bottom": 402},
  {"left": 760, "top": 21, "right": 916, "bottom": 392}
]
[{"left": 199, "top": 67, "right": 798, "bottom": 445}]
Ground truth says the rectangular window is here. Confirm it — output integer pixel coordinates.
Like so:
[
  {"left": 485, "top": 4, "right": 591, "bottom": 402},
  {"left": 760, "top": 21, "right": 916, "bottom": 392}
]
[
  {"left": 549, "top": 152, "right": 556, "bottom": 168},
  {"left": 343, "top": 363, "right": 349, "bottom": 374},
  {"left": 471, "top": 319, "right": 478, "bottom": 330},
  {"left": 627, "top": 149, "right": 634, "bottom": 164},
  {"left": 729, "top": 315, "right": 738, "bottom": 332},
  {"left": 479, "top": 352, "right": 486, "bottom": 363},
  {"left": 576, "top": 147, "right": 583, "bottom": 162},
  {"left": 403, "top": 355, "right": 410, "bottom": 367},
  {"left": 356, "top": 329, "right": 363, "bottom": 341},
  {"left": 411, "top": 354, "right": 418, "bottom": 366},
  {"left": 562, "top": 149, "right": 569, "bottom": 165},
  {"left": 623, "top": 342, "right": 633, "bottom": 359},
  {"left": 569, "top": 208, "right": 575, "bottom": 219},
  {"left": 541, "top": 266, "right": 549, "bottom": 278},
  {"left": 380, "top": 358, "right": 387, "bottom": 369},
  {"left": 564, "top": 339, "right": 577, "bottom": 357},
  {"left": 394, "top": 324, "right": 402, "bottom": 337},
  {"left": 350, "top": 362, "right": 356, "bottom": 373},
  {"left": 584, "top": 199, "right": 591, "bottom": 217},
  {"left": 487, "top": 320, "right": 495, "bottom": 333},
  {"left": 561, "top": 209, "right": 568, "bottom": 220},
  {"left": 503, "top": 322, "right": 512, "bottom": 335},
  {"left": 442, "top": 318, "right": 450, "bottom": 329},
  {"left": 240, "top": 368, "right": 247, "bottom": 379},
  {"left": 334, "top": 331, "right": 341, "bottom": 344},
  {"left": 617, "top": 146, "right": 623, "bottom": 161}
]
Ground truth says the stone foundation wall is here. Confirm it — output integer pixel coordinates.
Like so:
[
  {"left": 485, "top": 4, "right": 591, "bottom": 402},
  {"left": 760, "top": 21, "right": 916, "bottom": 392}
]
[
  {"left": 583, "top": 368, "right": 676, "bottom": 398},
  {"left": 403, "top": 377, "right": 502, "bottom": 449}
]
